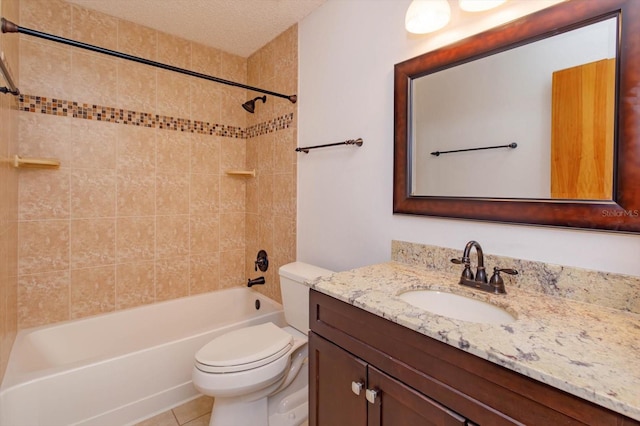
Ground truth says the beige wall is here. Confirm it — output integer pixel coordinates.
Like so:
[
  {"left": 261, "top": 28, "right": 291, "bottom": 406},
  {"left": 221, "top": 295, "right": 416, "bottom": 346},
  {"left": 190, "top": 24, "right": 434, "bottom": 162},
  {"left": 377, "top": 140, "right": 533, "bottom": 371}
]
[
  {"left": 245, "top": 25, "right": 298, "bottom": 304},
  {"left": 13, "top": 0, "right": 297, "bottom": 330},
  {"left": 0, "top": 0, "right": 19, "bottom": 386}
]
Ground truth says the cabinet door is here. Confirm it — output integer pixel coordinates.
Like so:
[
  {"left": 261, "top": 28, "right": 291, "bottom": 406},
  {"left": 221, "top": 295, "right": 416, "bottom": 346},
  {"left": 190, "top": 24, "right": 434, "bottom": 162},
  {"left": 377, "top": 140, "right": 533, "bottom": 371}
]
[
  {"left": 367, "top": 366, "right": 467, "bottom": 426},
  {"left": 309, "top": 332, "right": 368, "bottom": 426}
]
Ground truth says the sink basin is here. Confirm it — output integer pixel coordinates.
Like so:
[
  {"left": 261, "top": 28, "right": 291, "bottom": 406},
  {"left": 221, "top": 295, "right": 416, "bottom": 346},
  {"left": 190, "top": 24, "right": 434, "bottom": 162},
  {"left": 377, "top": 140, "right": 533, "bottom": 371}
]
[{"left": 398, "top": 290, "right": 516, "bottom": 324}]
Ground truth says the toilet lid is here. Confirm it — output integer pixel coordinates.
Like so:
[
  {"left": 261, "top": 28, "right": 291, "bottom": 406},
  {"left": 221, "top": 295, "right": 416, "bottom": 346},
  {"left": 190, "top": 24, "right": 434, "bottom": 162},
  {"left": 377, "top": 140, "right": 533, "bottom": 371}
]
[{"left": 195, "top": 323, "right": 293, "bottom": 373}]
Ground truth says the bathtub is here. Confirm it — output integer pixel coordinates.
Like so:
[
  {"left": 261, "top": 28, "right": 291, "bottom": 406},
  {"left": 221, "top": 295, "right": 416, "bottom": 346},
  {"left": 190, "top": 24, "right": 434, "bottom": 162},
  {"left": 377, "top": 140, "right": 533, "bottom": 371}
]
[{"left": 0, "top": 287, "right": 286, "bottom": 426}]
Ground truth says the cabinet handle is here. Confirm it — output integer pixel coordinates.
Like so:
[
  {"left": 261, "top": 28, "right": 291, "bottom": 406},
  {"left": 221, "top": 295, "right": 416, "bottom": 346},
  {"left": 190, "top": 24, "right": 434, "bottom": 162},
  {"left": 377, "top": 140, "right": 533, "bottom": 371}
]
[
  {"left": 366, "top": 388, "right": 379, "bottom": 404},
  {"left": 351, "top": 381, "right": 364, "bottom": 396}
]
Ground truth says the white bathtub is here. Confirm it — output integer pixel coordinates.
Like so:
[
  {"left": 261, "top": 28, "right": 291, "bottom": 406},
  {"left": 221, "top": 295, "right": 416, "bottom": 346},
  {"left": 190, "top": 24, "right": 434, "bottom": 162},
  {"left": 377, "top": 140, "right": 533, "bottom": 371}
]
[{"left": 0, "top": 287, "right": 286, "bottom": 426}]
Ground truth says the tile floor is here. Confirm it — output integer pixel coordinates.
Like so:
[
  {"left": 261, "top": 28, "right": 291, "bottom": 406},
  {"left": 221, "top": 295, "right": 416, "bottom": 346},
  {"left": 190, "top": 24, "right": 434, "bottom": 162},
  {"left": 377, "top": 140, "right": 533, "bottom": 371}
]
[
  {"left": 134, "top": 395, "right": 213, "bottom": 426},
  {"left": 133, "top": 395, "right": 310, "bottom": 426}
]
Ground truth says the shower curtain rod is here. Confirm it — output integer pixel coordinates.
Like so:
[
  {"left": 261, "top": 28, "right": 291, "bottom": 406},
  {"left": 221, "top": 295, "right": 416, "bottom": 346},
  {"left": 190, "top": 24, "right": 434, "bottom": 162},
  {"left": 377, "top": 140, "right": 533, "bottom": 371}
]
[
  {"left": 0, "top": 51, "right": 19, "bottom": 95},
  {"left": 1, "top": 18, "right": 297, "bottom": 104}
]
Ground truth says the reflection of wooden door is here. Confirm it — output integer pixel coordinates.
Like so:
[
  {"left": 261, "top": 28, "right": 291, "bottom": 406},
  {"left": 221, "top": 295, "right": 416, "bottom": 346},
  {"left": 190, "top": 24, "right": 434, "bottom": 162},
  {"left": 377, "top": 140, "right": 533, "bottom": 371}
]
[{"left": 551, "top": 58, "right": 615, "bottom": 199}]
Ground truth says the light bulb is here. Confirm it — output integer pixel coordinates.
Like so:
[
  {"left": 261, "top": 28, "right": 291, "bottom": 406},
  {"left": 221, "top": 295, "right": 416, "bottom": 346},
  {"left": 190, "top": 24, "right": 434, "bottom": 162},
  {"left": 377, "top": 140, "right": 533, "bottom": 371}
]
[{"left": 405, "top": 0, "right": 452, "bottom": 34}]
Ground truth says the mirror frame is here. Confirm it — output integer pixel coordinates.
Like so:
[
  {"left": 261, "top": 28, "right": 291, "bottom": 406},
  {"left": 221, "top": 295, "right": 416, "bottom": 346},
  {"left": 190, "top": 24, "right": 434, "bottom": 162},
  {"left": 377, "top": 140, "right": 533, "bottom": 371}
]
[{"left": 394, "top": 0, "right": 640, "bottom": 233}]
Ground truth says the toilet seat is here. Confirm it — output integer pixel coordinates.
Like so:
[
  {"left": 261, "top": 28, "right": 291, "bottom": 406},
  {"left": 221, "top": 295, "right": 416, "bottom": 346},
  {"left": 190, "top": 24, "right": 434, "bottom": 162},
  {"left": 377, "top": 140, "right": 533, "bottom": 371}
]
[{"left": 195, "top": 323, "right": 293, "bottom": 374}]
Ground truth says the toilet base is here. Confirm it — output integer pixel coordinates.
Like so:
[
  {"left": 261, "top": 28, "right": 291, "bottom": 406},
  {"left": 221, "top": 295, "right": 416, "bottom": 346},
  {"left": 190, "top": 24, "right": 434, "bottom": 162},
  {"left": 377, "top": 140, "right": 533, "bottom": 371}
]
[
  {"left": 210, "top": 397, "right": 268, "bottom": 426},
  {"left": 209, "top": 390, "right": 308, "bottom": 426},
  {"left": 268, "top": 386, "right": 308, "bottom": 426},
  {"left": 209, "top": 364, "right": 308, "bottom": 426}
]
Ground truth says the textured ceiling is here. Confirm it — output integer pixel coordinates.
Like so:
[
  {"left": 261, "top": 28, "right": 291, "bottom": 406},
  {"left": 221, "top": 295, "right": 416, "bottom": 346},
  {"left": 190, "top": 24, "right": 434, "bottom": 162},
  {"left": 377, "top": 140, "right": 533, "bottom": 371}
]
[{"left": 66, "top": 0, "right": 326, "bottom": 57}]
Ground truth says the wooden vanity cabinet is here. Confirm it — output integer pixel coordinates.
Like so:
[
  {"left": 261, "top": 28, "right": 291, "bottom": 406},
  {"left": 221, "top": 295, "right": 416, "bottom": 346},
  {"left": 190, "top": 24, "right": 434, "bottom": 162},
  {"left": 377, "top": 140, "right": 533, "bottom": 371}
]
[
  {"left": 310, "top": 332, "right": 367, "bottom": 425},
  {"left": 308, "top": 290, "right": 639, "bottom": 426},
  {"left": 310, "top": 332, "right": 466, "bottom": 426}
]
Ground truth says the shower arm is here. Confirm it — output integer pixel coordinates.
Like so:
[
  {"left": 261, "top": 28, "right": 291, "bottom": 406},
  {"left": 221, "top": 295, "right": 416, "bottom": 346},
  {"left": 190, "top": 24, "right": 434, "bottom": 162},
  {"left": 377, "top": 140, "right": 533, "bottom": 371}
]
[{"left": 0, "top": 18, "right": 297, "bottom": 104}]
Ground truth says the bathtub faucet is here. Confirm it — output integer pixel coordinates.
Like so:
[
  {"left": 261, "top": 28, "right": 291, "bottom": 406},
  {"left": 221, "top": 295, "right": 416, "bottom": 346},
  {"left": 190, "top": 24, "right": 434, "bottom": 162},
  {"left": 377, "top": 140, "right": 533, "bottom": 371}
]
[{"left": 247, "top": 276, "right": 266, "bottom": 287}]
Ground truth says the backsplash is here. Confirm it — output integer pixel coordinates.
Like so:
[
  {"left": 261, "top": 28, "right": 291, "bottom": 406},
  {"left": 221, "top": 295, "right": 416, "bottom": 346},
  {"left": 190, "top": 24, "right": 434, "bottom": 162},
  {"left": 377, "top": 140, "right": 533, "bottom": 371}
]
[{"left": 392, "top": 240, "right": 640, "bottom": 314}]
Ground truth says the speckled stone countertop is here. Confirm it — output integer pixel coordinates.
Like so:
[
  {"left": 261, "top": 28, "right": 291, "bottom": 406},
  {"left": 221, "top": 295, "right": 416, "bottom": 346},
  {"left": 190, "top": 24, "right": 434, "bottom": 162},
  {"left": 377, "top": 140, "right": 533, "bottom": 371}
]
[{"left": 309, "top": 261, "right": 640, "bottom": 421}]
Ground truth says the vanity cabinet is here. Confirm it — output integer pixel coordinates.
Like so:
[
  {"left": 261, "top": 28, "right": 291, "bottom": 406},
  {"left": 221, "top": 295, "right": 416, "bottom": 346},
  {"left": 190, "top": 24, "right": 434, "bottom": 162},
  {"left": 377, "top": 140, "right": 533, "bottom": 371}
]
[
  {"left": 308, "top": 290, "right": 639, "bottom": 426},
  {"left": 309, "top": 332, "right": 367, "bottom": 425},
  {"left": 310, "top": 332, "right": 466, "bottom": 425}
]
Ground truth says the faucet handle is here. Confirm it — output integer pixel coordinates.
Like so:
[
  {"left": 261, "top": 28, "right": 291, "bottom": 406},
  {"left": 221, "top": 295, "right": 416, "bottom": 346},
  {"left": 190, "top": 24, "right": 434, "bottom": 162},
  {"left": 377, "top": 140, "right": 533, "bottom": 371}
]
[
  {"left": 451, "top": 257, "right": 474, "bottom": 280},
  {"left": 489, "top": 267, "right": 518, "bottom": 294},
  {"left": 254, "top": 250, "right": 269, "bottom": 272},
  {"left": 494, "top": 268, "right": 518, "bottom": 276}
]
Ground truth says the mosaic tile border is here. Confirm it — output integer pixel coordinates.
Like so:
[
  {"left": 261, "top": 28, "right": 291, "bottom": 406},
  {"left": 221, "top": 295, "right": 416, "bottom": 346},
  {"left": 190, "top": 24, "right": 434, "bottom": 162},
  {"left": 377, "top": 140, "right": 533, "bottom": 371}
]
[
  {"left": 245, "top": 114, "right": 295, "bottom": 138},
  {"left": 18, "top": 94, "right": 294, "bottom": 139}
]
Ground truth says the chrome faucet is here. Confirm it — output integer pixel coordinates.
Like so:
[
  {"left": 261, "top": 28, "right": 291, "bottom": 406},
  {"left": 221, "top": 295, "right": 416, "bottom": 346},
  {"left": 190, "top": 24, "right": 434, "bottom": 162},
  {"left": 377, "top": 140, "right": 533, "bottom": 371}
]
[{"left": 451, "top": 241, "right": 517, "bottom": 294}]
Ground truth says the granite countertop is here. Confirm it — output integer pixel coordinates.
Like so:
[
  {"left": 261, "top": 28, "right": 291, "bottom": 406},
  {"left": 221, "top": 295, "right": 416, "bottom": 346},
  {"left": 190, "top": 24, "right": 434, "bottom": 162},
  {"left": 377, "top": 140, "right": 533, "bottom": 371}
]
[{"left": 309, "top": 261, "right": 640, "bottom": 421}]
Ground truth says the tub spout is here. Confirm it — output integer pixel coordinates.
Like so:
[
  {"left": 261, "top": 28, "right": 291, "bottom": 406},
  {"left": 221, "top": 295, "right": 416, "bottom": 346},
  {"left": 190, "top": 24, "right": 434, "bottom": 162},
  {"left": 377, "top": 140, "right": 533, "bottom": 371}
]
[{"left": 247, "top": 276, "right": 266, "bottom": 287}]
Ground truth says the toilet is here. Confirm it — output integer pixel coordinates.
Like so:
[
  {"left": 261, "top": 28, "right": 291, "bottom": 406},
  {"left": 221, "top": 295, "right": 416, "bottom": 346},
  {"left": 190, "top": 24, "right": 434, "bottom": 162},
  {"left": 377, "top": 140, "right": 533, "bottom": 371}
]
[{"left": 192, "top": 262, "right": 333, "bottom": 426}]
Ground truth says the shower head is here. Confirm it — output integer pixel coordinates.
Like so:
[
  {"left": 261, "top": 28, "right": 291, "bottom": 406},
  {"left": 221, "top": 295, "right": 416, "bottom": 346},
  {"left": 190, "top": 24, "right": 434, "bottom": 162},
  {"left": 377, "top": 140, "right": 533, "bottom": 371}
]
[{"left": 242, "top": 96, "right": 267, "bottom": 113}]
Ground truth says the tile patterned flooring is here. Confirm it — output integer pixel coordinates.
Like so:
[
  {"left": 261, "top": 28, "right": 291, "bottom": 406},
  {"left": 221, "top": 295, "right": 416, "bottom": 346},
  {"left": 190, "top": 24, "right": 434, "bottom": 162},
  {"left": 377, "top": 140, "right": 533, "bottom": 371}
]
[
  {"left": 133, "top": 395, "right": 310, "bottom": 426},
  {"left": 134, "top": 396, "right": 213, "bottom": 426}
]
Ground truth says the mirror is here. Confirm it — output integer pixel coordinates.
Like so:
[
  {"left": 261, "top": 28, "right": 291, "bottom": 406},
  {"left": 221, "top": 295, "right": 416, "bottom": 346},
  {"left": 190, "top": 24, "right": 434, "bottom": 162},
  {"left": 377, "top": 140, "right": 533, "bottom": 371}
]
[
  {"left": 411, "top": 18, "right": 617, "bottom": 200},
  {"left": 394, "top": 0, "right": 640, "bottom": 233}
]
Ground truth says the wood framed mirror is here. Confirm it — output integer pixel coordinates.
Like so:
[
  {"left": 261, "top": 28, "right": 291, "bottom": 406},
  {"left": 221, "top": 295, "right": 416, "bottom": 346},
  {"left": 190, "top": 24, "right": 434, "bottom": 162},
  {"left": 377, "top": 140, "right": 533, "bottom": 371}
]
[{"left": 393, "top": 0, "right": 640, "bottom": 233}]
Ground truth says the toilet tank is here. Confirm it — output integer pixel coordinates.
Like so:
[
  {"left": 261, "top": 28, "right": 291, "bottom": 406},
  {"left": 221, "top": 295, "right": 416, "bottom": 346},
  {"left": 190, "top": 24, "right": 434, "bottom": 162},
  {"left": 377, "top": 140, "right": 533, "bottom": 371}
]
[{"left": 279, "top": 262, "right": 334, "bottom": 334}]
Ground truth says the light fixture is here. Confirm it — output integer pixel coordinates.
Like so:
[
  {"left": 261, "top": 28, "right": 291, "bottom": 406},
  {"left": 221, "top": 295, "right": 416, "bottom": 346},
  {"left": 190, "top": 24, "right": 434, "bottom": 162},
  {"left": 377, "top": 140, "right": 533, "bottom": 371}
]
[
  {"left": 242, "top": 95, "right": 266, "bottom": 113},
  {"left": 458, "top": 0, "right": 507, "bottom": 12},
  {"left": 405, "top": 0, "right": 451, "bottom": 34}
]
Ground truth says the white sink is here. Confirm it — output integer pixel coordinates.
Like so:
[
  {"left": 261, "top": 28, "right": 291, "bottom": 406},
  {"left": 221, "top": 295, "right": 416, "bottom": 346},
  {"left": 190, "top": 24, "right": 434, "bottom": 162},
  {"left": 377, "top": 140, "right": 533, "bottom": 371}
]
[{"left": 398, "top": 290, "right": 516, "bottom": 324}]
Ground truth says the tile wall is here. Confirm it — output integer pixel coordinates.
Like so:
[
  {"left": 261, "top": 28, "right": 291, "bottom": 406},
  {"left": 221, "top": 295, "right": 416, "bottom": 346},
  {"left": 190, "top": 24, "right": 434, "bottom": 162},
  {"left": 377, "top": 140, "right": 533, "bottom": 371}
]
[
  {"left": 245, "top": 25, "right": 298, "bottom": 303},
  {"left": 0, "top": 0, "right": 19, "bottom": 387},
  {"left": 12, "top": 0, "right": 298, "bottom": 330}
]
